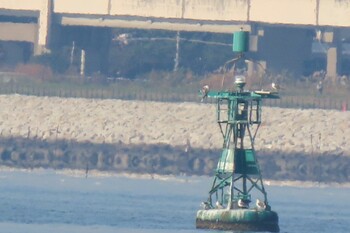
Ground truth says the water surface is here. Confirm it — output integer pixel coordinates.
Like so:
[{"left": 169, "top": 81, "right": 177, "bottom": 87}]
[{"left": 0, "top": 169, "right": 348, "bottom": 233}]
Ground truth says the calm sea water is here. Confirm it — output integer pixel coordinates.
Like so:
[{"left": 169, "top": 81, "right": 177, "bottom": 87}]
[{"left": 0, "top": 169, "right": 349, "bottom": 233}]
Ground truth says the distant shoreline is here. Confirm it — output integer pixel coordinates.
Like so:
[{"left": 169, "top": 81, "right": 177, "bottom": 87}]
[
  {"left": 0, "top": 94, "right": 349, "bottom": 183},
  {"left": 0, "top": 94, "right": 349, "bottom": 155},
  {"left": 1, "top": 166, "right": 350, "bottom": 189}
]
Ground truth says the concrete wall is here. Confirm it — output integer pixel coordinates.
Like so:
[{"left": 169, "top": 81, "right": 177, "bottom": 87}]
[
  {"left": 56, "top": 0, "right": 247, "bottom": 19},
  {"left": 36, "top": 0, "right": 51, "bottom": 54},
  {"left": 52, "top": 0, "right": 350, "bottom": 27},
  {"left": 182, "top": 0, "right": 248, "bottom": 21},
  {"left": 55, "top": 0, "right": 248, "bottom": 20},
  {"left": 0, "top": 23, "right": 37, "bottom": 43},
  {"left": 0, "top": 0, "right": 50, "bottom": 54},
  {"left": 54, "top": 0, "right": 109, "bottom": 15},
  {"left": 319, "top": 0, "right": 350, "bottom": 27},
  {"left": 250, "top": 0, "right": 317, "bottom": 25},
  {"left": 2, "top": 0, "right": 350, "bottom": 30},
  {"left": 110, "top": 0, "right": 183, "bottom": 18},
  {"left": 0, "top": 0, "right": 43, "bottom": 11}
]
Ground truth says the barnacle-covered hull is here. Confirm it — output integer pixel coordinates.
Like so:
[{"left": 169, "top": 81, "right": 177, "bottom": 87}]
[{"left": 196, "top": 209, "right": 279, "bottom": 232}]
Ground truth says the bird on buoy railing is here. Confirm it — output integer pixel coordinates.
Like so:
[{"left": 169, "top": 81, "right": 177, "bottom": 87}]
[
  {"left": 238, "top": 199, "right": 249, "bottom": 209},
  {"left": 215, "top": 201, "right": 224, "bottom": 209},
  {"left": 201, "top": 85, "right": 210, "bottom": 102},
  {"left": 271, "top": 82, "right": 284, "bottom": 91},
  {"left": 256, "top": 199, "right": 267, "bottom": 210},
  {"left": 201, "top": 201, "right": 211, "bottom": 210}
]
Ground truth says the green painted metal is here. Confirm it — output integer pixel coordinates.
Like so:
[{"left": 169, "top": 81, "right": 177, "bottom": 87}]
[
  {"left": 197, "top": 29, "right": 279, "bottom": 232},
  {"left": 233, "top": 31, "right": 249, "bottom": 52},
  {"left": 196, "top": 64, "right": 280, "bottom": 232},
  {"left": 202, "top": 87, "right": 279, "bottom": 208},
  {"left": 196, "top": 209, "right": 279, "bottom": 232},
  {"left": 196, "top": 209, "right": 278, "bottom": 224}
]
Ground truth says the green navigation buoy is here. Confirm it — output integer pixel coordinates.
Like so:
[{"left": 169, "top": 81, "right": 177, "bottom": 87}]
[
  {"left": 233, "top": 30, "right": 249, "bottom": 53},
  {"left": 196, "top": 31, "right": 280, "bottom": 232}
]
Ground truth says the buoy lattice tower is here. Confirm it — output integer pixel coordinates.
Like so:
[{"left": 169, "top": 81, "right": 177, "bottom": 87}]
[{"left": 196, "top": 30, "right": 280, "bottom": 232}]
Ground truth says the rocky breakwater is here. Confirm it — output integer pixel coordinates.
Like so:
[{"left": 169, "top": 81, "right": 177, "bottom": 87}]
[{"left": 0, "top": 94, "right": 349, "bottom": 182}]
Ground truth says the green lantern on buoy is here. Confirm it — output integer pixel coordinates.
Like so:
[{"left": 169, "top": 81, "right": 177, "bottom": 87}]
[{"left": 233, "top": 31, "right": 249, "bottom": 53}]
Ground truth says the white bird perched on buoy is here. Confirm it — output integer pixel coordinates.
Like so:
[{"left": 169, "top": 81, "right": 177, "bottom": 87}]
[
  {"left": 201, "top": 85, "right": 210, "bottom": 102},
  {"left": 237, "top": 199, "right": 249, "bottom": 209},
  {"left": 271, "top": 82, "right": 284, "bottom": 91},
  {"left": 256, "top": 199, "right": 266, "bottom": 210},
  {"left": 201, "top": 201, "right": 211, "bottom": 210},
  {"left": 215, "top": 201, "right": 224, "bottom": 209}
]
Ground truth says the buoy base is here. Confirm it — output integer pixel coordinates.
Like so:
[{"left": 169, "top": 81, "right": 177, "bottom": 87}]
[{"left": 196, "top": 209, "right": 279, "bottom": 232}]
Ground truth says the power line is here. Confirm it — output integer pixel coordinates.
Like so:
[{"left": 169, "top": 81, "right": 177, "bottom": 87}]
[{"left": 113, "top": 35, "right": 231, "bottom": 47}]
